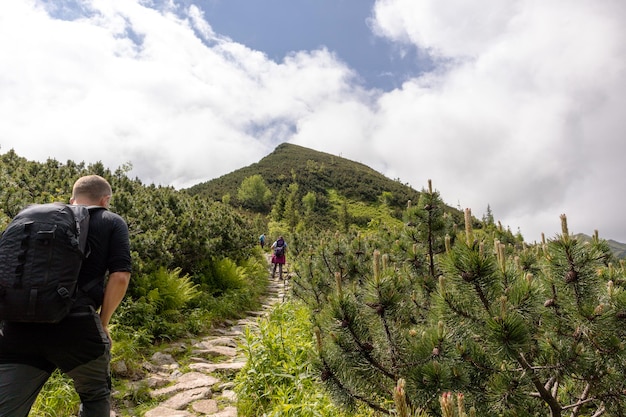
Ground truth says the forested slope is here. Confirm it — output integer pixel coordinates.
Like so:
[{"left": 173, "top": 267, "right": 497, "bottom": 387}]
[{"left": 186, "top": 143, "right": 422, "bottom": 209}]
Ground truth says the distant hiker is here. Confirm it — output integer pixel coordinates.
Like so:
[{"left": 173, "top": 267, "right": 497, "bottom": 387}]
[
  {"left": 259, "top": 233, "right": 266, "bottom": 249},
  {"left": 271, "top": 236, "right": 287, "bottom": 280},
  {"left": 0, "top": 174, "right": 132, "bottom": 417}
]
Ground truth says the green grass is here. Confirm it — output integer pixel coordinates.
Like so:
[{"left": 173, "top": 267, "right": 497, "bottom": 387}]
[
  {"left": 327, "top": 189, "right": 404, "bottom": 231},
  {"left": 32, "top": 370, "right": 80, "bottom": 417},
  {"left": 234, "top": 301, "right": 376, "bottom": 417}
]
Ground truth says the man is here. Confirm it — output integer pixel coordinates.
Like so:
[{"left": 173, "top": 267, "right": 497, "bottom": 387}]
[{"left": 0, "top": 175, "right": 132, "bottom": 417}]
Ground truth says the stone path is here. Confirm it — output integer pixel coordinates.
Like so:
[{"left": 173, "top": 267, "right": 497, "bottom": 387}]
[{"left": 116, "top": 260, "right": 289, "bottom": 417}]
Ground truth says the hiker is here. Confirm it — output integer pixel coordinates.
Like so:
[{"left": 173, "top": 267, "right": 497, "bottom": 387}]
[
  {"left": 0, "top": 175, "right": 132, "bottom": 417},
  {"left": 259, "top": 233, "right": 266, "bottom": 249},
  {"left": 271, "top": 236, "right": 287, "bottom": 279}
]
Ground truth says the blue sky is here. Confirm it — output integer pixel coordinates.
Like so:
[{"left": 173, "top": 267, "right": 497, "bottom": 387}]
[
  {"left": 1, "top": 0, "right": 626, "bottom": 242},
  {"left": 191, "top": 0, "right": 428, "bottom": 91}
]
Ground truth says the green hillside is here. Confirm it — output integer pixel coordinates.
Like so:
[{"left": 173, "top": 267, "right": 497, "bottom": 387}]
[
  {"left": 187, "top": 143, "right": 626, "bottom": 258},
  {"left": 607, "top": 239, "right": 626, "bottom": 259},
  {"left": 575, "top": 233, "right": 626, "bottom": 259},
  {"left": 186, "top": 143, "right": 421, "bottom": 209}
]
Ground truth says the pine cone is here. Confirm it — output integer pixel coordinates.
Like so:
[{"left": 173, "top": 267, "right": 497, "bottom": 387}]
[
  {"left": 362, "top": 342, "right": 374, "bottom": 352},
  {"left": 461, "top": 271, "right": 475, "bottom": 282},
  {"left": 565, "top": 269, "right": 578, "bottom": 283},
  {"left": 321, "top": 368, "right": 331, "bottom": 381}
]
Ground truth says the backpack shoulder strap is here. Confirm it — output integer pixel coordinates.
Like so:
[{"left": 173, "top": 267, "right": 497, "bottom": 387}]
[{"left": 76, "top": 206, "right": 108, "bottom": 294}]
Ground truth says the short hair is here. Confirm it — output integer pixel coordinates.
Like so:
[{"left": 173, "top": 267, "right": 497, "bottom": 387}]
[{"left": 72, "top": 175, "right": 112, "bottom": 202}]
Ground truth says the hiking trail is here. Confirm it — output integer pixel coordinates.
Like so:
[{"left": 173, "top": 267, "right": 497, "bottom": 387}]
[{"left": 113, "top": 256, "right": 289, "bottom": 417}]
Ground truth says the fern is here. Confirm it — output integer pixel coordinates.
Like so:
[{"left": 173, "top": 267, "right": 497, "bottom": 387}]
[{"left": 147, "top": 267, "right": 200, "bottom": 313}]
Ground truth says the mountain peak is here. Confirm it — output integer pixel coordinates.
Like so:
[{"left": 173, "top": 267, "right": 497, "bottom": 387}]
[{"left": 186, "top": 143, "right": 422, "bottom": 208}]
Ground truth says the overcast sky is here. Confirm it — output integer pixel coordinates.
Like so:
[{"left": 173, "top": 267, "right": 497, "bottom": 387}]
[{"left": 1, "top": 0, "right": 625, "bottom": 243}]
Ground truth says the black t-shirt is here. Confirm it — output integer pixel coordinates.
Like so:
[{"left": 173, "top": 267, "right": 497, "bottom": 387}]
[{"left": 73, "top": 207, "right": 132, "bottom": 309}]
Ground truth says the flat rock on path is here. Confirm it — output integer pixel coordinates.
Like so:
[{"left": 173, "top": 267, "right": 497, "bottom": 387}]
[{"left": 122, "top": 260, "right": 288, "bottom": 417}]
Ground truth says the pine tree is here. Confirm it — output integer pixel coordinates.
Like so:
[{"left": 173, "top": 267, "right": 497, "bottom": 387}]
[
  {"left": 404, "top": 180, "right": 455, "bottom": 289},
  {"left": 293, "top": 182, "right": 454, "bottom": 415},
  {"left": 237, "top": 174, "right": 272, "bottom": 212},
  {"left": 293, "top": 205, "right": 626, "bottom": 416}
]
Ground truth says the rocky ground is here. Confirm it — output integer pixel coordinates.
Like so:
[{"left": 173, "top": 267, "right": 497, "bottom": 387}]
[{"left": 114, "top": 259, "right": 289, "bottom": 417}]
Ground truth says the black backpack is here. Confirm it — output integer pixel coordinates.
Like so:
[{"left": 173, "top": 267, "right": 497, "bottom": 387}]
[
  {"left": 274, "top": 239, "right": 285, "bottom": 257},
  {"left": 0, "top": 203, "right": 93, "bottom": 323}
]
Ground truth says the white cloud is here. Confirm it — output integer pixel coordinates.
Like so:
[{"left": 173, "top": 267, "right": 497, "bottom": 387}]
[
  {"left": 1, "top": 0, "right": 625, "bottom": 243},
  {"left": 372, "top": 0, "right": 522, "bottom": 59},
  {"left": 360, "top": 0, "right": 626, "bottom": 242}
]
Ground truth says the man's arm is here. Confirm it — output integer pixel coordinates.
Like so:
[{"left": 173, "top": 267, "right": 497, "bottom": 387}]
[{"left": 100, "top": 271, "right": 131, "bottom": 340}]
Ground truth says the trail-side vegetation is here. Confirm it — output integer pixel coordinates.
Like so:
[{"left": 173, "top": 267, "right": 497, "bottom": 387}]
[
  {"left": 234, "top": 301, "right": 372, "bottom": 417},
  {"left": 236, "top": 182, "right": 626, "bottom": 417},
  {"left": 3, "top": 147, "right": 625, "bottom": 417}
]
